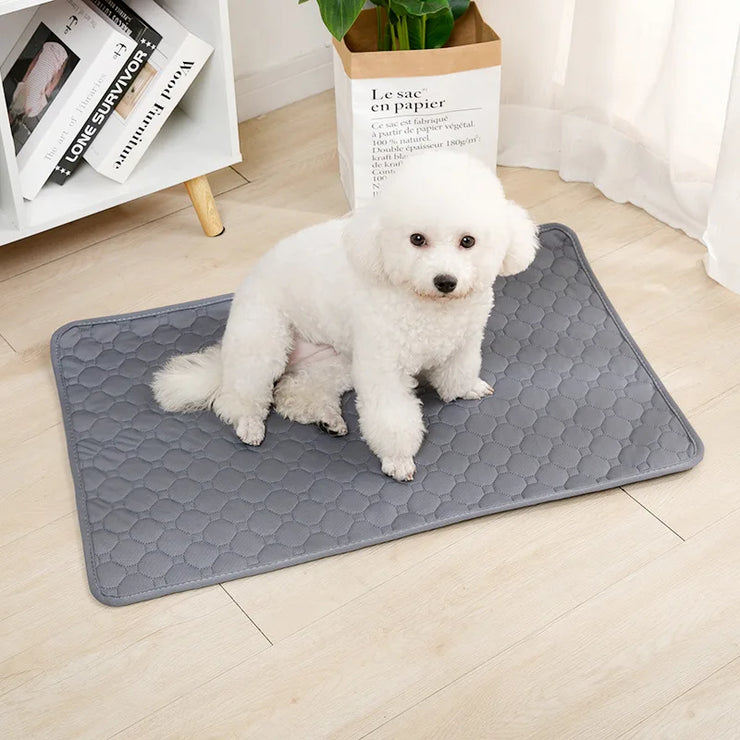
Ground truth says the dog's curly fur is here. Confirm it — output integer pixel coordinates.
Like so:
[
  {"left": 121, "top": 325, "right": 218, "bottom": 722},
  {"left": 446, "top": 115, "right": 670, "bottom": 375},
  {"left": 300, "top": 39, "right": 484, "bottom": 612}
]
[{"left": 151, "top": 150, "right": 539, "bottom": 481}]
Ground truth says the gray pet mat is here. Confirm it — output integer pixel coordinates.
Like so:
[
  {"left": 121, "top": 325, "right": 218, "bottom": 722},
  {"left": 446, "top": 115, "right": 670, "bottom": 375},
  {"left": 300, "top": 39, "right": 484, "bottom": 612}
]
[{"left": 51, "top": 224, "right": 702, "bottom": 606}]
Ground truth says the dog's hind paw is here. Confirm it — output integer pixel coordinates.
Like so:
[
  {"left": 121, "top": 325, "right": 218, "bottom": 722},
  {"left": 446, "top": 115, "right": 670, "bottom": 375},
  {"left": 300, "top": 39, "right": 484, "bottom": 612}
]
[
  {"left": 459, "top": 379, "right": 494, "bottom": 400},
  {"left": 316, "top": 408, "right": 348, "bottom": 437},
  {"left": 381, "top": 456, "right": 416, "bottom": 482},
  {"left": 235, "top": 417, "right": 265, "bottom": 446},
  {"left": 317, "top": 418, "right": 348, "bottom": 437}
]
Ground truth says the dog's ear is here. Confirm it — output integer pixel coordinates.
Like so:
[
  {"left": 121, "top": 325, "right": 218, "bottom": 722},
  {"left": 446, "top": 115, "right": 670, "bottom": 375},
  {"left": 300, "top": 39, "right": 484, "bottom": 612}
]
[
  {"left": 500, "top": 201, "right": 540, "bottom": 276},
  {"left": 343, "top": 205, "right": 384, "bottom": 280}
]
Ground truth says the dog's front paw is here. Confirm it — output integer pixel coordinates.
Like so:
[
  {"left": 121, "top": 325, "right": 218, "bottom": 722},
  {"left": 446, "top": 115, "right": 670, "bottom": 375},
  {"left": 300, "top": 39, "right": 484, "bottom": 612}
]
[
  {"left": 459, "top": 378, "right": 494, "bottom": 400},
  {"left": 381, "top": 456, "right": 416, "bottom": 482},
  {"left": 235, "top": 417, "right": 266, "bottom": 446}
]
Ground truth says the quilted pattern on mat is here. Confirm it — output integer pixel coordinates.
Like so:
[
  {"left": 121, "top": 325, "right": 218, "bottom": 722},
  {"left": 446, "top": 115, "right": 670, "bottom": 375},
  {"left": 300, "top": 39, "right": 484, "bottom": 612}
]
[{"left": 51, "top": 224, "right": 702, "bottom": 605}]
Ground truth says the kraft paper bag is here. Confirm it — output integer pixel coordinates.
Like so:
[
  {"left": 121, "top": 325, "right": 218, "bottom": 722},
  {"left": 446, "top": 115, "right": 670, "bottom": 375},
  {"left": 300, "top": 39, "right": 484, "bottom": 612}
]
[{"left": 332, "top": 3, "right": 502, "bottom": 208}]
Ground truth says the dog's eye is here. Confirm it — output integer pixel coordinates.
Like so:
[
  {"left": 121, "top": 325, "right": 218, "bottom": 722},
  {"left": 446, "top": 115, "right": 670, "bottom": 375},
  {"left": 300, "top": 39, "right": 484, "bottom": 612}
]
[
  {"left": 409, "top": 233, "right": 427, "bottom": 247},
  {"left": 460, "top": 235, "right": 476, "bottom": 249}
]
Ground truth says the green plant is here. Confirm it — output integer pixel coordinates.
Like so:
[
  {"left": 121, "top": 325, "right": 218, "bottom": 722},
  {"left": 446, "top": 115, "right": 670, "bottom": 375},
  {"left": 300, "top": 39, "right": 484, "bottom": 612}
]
[
  {"left": 301, "top": 0, "right": 470, "bottom": 49},
  {"left": 374, "top": 0, "right": 470, "bottom": 50}
]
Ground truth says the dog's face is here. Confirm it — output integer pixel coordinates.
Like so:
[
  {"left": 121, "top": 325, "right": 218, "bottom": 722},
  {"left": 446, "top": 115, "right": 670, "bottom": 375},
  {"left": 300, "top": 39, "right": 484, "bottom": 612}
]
[{"left": 345, "top": 151, "right": 539, "bottom": 299}]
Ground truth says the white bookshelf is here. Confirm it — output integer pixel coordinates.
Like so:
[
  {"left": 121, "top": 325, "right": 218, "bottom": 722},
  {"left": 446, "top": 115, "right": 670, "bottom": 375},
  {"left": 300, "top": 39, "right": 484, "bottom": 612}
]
[{"left": 0, "top": 0, "right": 240, "bottom": 244}]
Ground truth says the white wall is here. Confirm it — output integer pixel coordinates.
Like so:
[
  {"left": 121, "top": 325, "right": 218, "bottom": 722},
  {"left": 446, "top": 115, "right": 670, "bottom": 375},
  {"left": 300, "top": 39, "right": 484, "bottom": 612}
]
[{"left": 228, "top": 0, "right": 333, "bottom": 120}]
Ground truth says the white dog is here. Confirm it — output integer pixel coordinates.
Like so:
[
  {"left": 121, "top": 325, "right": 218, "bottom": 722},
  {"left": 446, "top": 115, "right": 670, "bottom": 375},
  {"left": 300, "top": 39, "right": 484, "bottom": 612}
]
[{"left": 151, "top": 150, "right": 539, "bottom": 481}]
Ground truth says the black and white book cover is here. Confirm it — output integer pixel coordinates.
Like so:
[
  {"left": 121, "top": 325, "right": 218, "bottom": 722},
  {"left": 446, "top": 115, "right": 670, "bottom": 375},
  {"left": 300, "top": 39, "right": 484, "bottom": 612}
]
[
  {"left": 1, "top": 0, "right": 131, "bottom": 200},
  {"left": 50, "top": 0, "right": 163, "bottom": 185}
]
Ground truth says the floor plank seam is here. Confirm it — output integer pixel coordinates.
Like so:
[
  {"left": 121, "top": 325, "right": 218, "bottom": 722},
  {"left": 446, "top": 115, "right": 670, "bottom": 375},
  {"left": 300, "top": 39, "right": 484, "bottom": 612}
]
[
  {"left": 628, "top": 290, "right": 728, "bottom": 338},
  {"left": 588, "top": 223, "right": 666, "bottom": 265},
  {"left": 615, "top": 653, "right": 740, "bottom": 738},
  {"left": 0, "top": 179, "right": 251, "bottom": 286},
  {"left": 357, "top": 538, "right": 686, "bottom": 739},
  {"left": 0, "top": 668, "right": 39, "bottom": 702},
  {"left": 229, "top": 165, "right": 250, "bottom": 184},
  {"left": 0, "top": 331, "right": 17, "bottom": 353},
  {"left": 16, "top": 421, "right": 63, "bottom": 447},
  {"left": 220, "top": 584, "right": 273, "bottom": 646},
  {"left": 620, "top": 489, "right": 686, "bottom": 541},
  {"left": 0, "top": 510, "right": 74, "bottom": 551},
  {"left": 686, "top": 380, "right": 740, "bottom": 416},
  {"left": 523, "top": 182, "right": 598, "bottom": 211},
  {"left": 686, "top": 504, "right": 740, "bottom": 542}
]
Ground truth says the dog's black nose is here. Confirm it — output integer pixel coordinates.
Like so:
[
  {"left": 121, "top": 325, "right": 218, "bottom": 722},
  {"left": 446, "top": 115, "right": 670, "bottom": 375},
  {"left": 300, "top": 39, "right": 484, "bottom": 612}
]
[{"left": 433, "top": 274, "right": 457, "bottom": 294}]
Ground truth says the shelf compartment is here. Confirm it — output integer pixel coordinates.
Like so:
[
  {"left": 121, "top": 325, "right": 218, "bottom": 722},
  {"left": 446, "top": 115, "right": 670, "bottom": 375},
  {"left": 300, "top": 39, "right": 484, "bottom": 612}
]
[{"left": 0, "top": 0, "right": 240, "bottom": 246}]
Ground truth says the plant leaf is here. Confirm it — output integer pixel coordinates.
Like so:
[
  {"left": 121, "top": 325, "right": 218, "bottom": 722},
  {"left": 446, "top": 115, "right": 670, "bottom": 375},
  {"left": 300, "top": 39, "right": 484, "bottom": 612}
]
[
  {"left": 422, "top": 6, "right": 454, "bottom": 47},
  {"left": 407, "top": 15, "right": 423, "bottom": 48},
  {"left": 315, "top": 0, "right": 367, "bottom": 39},
  {"left": 448, "top": 0, "right": 469, "bottom": 20},
  {"left": 389, "top": 0, "right": 449, "bottom": 19}
]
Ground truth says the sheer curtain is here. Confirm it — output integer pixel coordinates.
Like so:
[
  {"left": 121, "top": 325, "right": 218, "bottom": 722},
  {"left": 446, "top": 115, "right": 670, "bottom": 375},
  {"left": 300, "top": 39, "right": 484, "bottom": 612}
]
[{"left": 481, "top": 0, "right": 740, "bottom": 293}]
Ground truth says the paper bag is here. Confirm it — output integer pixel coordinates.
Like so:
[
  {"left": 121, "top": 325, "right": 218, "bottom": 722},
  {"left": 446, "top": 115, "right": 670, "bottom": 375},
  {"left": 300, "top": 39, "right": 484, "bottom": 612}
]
[{"left": 332, "top": 3, "right": 501, "bottom": 208}]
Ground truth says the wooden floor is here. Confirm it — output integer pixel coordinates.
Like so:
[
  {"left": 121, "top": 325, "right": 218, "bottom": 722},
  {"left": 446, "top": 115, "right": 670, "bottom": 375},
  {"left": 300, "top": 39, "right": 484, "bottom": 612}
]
[{"left": 2, "top": 91, "right": 740, "bottom": 739}]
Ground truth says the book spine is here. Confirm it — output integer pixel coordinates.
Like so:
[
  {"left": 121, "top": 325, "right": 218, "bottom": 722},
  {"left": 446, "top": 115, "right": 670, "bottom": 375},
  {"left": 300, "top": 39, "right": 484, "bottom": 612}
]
[
  {"left": 88, "top": 0, "right": 138, "bottom": 33},
  {"left": 50, "top": 18, "right": 161, "bottom": 184},
  {"left": 88, "top": 34, "right": 212, "bottom": 183},
  {"left": 86, "top": 0, "right": 161, "bottom": 48}
]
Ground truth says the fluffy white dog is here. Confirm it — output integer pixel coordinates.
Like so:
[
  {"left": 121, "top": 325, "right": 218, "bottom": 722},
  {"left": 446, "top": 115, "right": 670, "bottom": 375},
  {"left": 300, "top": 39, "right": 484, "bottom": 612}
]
[{"left": 152, "top": 150, "right": 539, "bottom": 481}]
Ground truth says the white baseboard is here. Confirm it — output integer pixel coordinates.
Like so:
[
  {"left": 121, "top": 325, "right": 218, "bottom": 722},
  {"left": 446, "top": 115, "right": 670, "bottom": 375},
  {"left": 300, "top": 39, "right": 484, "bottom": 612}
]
[{"left": 235, "top": 46, "right": 334, "bottom": 121}]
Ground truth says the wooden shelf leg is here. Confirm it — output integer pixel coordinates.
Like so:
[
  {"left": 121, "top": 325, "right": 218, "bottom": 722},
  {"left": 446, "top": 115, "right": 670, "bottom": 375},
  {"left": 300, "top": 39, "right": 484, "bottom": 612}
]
[{"left": 184, "top": 175, "right": 225, "bottom": 237}]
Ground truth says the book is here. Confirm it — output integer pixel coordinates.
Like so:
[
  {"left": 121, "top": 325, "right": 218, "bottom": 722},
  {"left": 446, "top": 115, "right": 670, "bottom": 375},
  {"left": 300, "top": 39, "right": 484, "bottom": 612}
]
[
  {"left": 1, "top": 0, "right": 131, "bottom": 200},
  {"left": 84, "top": 0, "right": 213, "bottom": 183},
  {"left": 50, "top": 0, "right": 163, "bottom": 185}
]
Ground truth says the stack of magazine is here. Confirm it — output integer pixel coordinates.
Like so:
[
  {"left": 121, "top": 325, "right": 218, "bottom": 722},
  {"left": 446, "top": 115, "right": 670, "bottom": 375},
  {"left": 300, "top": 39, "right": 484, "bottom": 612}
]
[{"left": 1, "top": 0, "right": 213, "bottom": 200}]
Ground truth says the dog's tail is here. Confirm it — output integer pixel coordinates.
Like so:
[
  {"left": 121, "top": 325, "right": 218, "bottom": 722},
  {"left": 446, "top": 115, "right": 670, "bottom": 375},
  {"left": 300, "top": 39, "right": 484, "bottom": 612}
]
[{"left": 151, "top": 344, "right": 222, "bottom": 413}]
